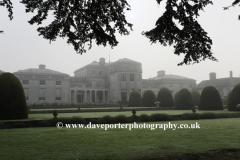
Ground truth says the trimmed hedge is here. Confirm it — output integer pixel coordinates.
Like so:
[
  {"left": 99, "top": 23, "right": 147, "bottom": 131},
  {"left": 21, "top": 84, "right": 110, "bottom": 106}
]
[
  {"left": 174, "top": 91, "right": 179, "bottom": 106},
  {"left": 0, "top": 73, "right": 28, "bottom": 120},
  {"left": 175, "top": 88, "right": 194, "bottom": 110},
  {"left": 226, "top": 90, "right": 232, "bottom": 109},
  {"left": 199, "top": 86, "right": 223, "bottom": 110},
  {"left": 157, "top": 87, "right": 174, "bottom": 107},
  {"left": 228, "top": 83, "right": 240, "bottom": 111},
  {"left": 128, "top": 91, "right": 142, "bottom": 107},
  {"left": 191, "top": 90, "right": 200, "bottom": 106},
  {"left": 142, "top": 90, "right": 156, "bottom": 107}
]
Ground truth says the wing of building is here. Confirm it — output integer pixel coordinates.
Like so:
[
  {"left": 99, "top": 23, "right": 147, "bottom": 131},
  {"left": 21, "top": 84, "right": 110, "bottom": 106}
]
[
  {"left": 194, "top": 71, "right": 240, "bottom": 98},
  {"left": 10, "top": 58, "right": 196, "bottom": 104}
]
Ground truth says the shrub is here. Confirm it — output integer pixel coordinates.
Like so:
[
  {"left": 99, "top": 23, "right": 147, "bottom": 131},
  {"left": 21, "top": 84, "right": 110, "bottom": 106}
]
[
  {"left": 128, "top": 91, "right": 142, "bottom": 107},
  {"left": 39, "top": 120, "right": 52, "bottom": 127},
  {"left": 142, "top": 90, "right": 156, "bottom": 107},
  {"left": 0, "top": 73, "right": 28, "bottom": 120},
  {"left": 191, "top": 91, "right": 200, "bottom": 106},
  {"left": 138, "top": 114, "right": 151, "bottom": 122},
  {"left": 175, "top": 88, "right": 194, "bottom": 110},
  {"left": 114, "top": 115, "right": 129, "bottom": 123},
  {"left": 100, "top": 115, "right": 115, "bottom": 124},
  {"left": 200, "top": 112, "right": 217, "bottom": 119},
  {"left": 150, "top": 113, "right": 171, "bottom": 121},
  {"left": 199, "top": 86, "right": 223, "bottom": 110},
  {"left": 173, "top": 91, "right": 179, "bottom": 106},
  {"left": 228, "top": 83, "right": 240, "bottom": 111},
  {"left": 182, "top": 113, "right": 201, "bottom": 120},
  {"left": 157, "top": 87, "right": 174, "bottom": 107}
]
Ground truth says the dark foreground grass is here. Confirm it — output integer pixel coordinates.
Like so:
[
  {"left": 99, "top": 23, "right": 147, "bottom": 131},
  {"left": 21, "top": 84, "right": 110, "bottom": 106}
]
[{"left": 0, "top": 118, "right": 240, "bottom": 160}]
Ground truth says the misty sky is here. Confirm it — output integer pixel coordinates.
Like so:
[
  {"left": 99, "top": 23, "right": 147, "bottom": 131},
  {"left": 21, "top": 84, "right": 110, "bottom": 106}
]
[{"left": 0, "top": 0, "right": 240, "bottom": 84}]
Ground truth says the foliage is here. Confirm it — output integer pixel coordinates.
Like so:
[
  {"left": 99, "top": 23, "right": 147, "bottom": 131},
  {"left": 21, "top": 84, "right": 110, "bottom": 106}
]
[
  {"left": 150, "top": 113, "right": 171, "bottom": 121},
  {"left": 20, "top": 0, "right": 132, "bottom": 54},
  {"left": 0, "top": 0, "right": 13, "bottom": 34},
  {"left": 175, "top": 88, "right": 194, "bottom": 110},
  {"left": 0, "top": 73, "right": 28, "bottom": 120},
  {"left": 199, "top": 86, "right": 223, "bottom": 110},
  {"left": 182, "top": 113, "right": 201, "bottom": 120},
  {"left": 142, "top": 90, "right": 156, "bottom": 107},
  {"left": 226, "top": 90, "right": 232, "bottom": 109},
  {"left": 200, "top": 112, "right": 217, "bottom": 119},
  {"left": 142, "top": 0, "right": 217, "bottom": 65},
  {"left": 228, "top": 83, "right": 240, "bottom": 111},
  {"left": 173, "top": 91, "right": 179, "bottom": 106},
  {"left": 191, "top": 91, "right": 200, "bottom": 106},
  {"left": 138, "top": 114, "right": 151, "bottom": 122},
  {"left": 128, "top": 91, "right": 142, "bottom": 107},
  {"left": 157, "top": 87, "right": 174, "bottom": 107}
]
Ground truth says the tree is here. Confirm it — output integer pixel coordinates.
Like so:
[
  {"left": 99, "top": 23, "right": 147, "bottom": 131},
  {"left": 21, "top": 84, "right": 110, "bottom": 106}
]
[
  {"left": 173, "top": 91, "right": 179, "bottom": 106},
  {"left": 175, "top": 88, "right": 194, "bottom": 110},
  {"left": 157, "top": 87, "right": 174, "bottom": 107},
  {"left": 142, "top": 90, "right": 156, "bottom": 107},
  {"left": 226, "top": 90, "right": 232, "bottom": 109},
  {"left": 228, "top": 83, "right": 240, "bottom": 111},
  {"left": 1, "top": 0, "right": 239, "bottom": 65},
  {"left": 0, "top": 0, "right": 13, "bottom": 34},
  {"left": 198, "top": 86, "right": 223, "bottom": 110},
  {"left": 191, "top": 91, "right": 200, "bottom": 106},
  {"left": 128, "top": 91, "right": 142, "bottom": 107},
  {"left": 0, "top": 73, "right": 28, "bottom": 120}
]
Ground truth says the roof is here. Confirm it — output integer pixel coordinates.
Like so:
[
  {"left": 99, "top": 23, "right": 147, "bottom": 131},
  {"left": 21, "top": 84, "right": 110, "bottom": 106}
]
[
  {"left": 74, "top": 61, "right": 109, "bottom": 73},
  {"left": 196, "top": 77, "right": 240, "bottom": 89},
  {"left": 110, "top": 58, "right": 141, "bottom": 65},
  {"left": 149, "top": 75, "right": 195, "bottom": 81},
  {"left": 14, "top": 68, "right": 69, "bottom": 76},
  {"left": 74, "top": 58, "right": 140, "bottom": 73}
]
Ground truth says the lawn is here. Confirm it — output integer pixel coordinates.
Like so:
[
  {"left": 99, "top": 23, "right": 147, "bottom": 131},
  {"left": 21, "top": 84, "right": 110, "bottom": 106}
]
[
  {"left": 30, "top": 107, "right": 156, "bottom": 111},
  {"left": 0, "top": 118, "right": 240, "bottom": 160},
  {"left": 26, "top": 109, "right": 240, "bottom": 120}
]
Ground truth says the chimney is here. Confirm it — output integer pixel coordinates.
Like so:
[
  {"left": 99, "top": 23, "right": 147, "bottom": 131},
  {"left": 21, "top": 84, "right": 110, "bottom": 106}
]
[
  {"left": 209, "top": 72, "right": 216, "bottom": 80},
  {"left": 39, "top": 64, "right": 46, "bottom": 69},
  {"left": 230, "top": 71, "right": 233, "bottom": 78},
  {"left": 157, "top": 70, "right": 165, "bottom": 77},
  {"left": 99, "top": 58, "right": 105, "bottom": 66}
]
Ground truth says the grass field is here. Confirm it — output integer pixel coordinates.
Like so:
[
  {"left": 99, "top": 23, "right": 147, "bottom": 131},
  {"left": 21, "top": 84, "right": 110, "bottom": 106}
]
[
  {"left": 0, "top": 118, "right": 240, "bottom": 160},
  {"left": 25, "top": 109, "right": 240, "bottom": 120}
]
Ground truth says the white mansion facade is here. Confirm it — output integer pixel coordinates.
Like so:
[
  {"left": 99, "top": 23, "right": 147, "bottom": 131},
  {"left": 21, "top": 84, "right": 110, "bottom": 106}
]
[{"left": 2, "top": 58, "right": 196, "bottom": 104}]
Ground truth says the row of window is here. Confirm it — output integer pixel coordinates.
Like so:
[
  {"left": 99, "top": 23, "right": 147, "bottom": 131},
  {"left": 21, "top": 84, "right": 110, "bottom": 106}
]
[
  {"left": 92, "top": 70, "right": 103, "bottom": 76},
  {"left": 22, "top": 80, "right": 62, "bottom": 86},
  {"left": 121, "top": 73, "right": 141, "bottom": 82},
  {"left": 24, "top": 88, "right": 62, "bottom": 101}
]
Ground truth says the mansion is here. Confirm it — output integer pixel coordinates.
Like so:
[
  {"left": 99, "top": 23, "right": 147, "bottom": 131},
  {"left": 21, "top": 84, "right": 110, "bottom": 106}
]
[{"left": 1, "top": 58, "right": 197, "bottom": 104}]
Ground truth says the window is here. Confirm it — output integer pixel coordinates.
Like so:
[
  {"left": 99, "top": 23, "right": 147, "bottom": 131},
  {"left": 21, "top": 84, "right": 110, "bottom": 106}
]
[
  {"left": 22, "top": 80, "right": 29, "bottom": 85},
  {"left": 39, "top": 88, "right": 45, "bottom": 100},
  {"left": 179, "top": 84, "right": 183, "bottom": 87},
  {"left": 55, "top": 89, "right": 61, "bottom": 100},
  {"left": 56, "top": 81, "right": 61, "bottom": 85},
  {"left": 92, "top": 70, "right": 95, "bottom": 74},
  {"left": 40, "top": 80, "right": 45, "bottom": 85},
  {"left": 99, "top": 81, "right": 103, "bottom": 88},
  {"left": 99, "top": 71, "right": 102, "bottom": 76},
  {"left": 169, "top": 84, "right": 173, "bottom": 87},
  {"left": 130, "top": 74, "right": 134, "bottom": 81},
  {"left": 24, "top": 88, "right": 28, "bottom": 101},
  {"left": 121, "top": 73, "right": 126, "bottom": 81}
]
